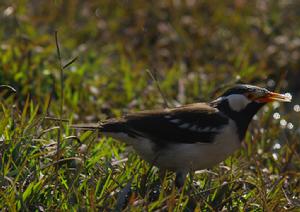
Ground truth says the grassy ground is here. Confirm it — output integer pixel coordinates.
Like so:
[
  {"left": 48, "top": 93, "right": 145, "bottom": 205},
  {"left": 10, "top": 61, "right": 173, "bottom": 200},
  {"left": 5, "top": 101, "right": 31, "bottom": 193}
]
[{"left": 1, "top": 0, "right": 300, "bottom": 211}]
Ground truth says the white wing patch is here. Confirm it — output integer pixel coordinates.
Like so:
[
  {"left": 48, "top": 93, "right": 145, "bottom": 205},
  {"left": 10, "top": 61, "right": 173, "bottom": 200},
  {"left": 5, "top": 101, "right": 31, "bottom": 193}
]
[
  {"left": 202, "top": 127, "right": 210, "bottom": 132},
  {"left": 179, "top": 123, "right": 189, "bottom": 129},
  {"left": 170, "top": 119, "right": 181, "bottom": 124},
  {"left": 190, "top": 125, "right": 198, "bottom": 131},
  {"left": 166, "top": 116, "right": 222, "bottom": 133},
  {"left": 195, "top": 126, "right": 219, "bottom": 133}
]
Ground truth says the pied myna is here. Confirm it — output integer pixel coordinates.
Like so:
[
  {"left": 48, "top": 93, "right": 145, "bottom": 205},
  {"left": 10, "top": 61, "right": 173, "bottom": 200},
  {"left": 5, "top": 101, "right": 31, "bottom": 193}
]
[{"left": 72, "top": 84, "right": 291, "bottom": 187}]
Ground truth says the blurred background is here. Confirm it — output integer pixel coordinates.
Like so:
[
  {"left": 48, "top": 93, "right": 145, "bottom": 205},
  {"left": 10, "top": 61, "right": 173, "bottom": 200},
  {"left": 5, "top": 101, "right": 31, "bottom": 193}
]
[
  {"left": 0, "top": 0, "right": 299, "bottom": 210},
  {"left": 1, "top": 1, "right": 300, "bottom": 117}
]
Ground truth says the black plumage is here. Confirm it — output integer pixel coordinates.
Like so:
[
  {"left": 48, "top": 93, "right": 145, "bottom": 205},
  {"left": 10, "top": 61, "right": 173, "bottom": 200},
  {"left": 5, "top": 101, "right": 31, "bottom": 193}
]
[{"left": 105, "top": 103, "right": 229, "bottom": 146}]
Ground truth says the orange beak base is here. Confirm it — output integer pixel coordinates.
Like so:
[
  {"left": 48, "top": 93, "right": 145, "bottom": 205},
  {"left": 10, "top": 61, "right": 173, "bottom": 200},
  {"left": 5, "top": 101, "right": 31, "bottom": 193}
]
[{"left": 256, "top": 92, "right": 292, "bottom": 103}]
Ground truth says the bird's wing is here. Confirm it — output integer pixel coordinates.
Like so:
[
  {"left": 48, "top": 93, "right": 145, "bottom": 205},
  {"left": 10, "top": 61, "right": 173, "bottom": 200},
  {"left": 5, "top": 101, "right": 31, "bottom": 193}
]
[{"left": 113, "top": 103, "right": 229, "bottom": 145}]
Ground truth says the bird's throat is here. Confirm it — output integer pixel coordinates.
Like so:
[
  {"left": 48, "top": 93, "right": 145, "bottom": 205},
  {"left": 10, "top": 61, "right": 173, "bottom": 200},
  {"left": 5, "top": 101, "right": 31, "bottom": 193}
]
[{"left": 216, "top": 101, "right": 265, "bottom": 140}]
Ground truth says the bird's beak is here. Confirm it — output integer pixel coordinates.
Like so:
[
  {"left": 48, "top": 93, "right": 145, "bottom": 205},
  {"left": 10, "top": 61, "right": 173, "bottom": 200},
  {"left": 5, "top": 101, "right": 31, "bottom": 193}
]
[{"left": 256, "top": 92, "right": 292, "bottom": 103}]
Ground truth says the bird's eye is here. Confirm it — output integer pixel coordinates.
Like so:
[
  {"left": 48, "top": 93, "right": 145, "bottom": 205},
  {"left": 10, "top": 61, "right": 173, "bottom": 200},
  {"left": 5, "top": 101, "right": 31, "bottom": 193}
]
[{"left": 246, "top": 93, "right": 254, "bottom": 99}]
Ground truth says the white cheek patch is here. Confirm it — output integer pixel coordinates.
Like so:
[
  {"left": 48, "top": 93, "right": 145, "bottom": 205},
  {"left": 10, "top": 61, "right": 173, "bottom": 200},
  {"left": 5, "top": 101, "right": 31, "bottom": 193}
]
[
  {"left": 226, "top": 94, "right": 251, "bottom": 112},
  {"left": 170, "top": 119, "right": 181, "bottom": 124}
]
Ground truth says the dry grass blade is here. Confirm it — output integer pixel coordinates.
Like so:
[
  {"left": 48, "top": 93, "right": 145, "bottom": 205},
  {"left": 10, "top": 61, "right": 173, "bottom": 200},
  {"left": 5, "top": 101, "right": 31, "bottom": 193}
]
[
  {"left": 54, "top": 31, "right": 63, "bottom": 160},
  {"left": 63, "top": 57, "right": 78, "bottom": 69},
  {"left": 63, "top": 135, "right": 81, "bottom": 144},
  {"left": 146, "top": 69, "right": 169, "bottom": 108},
  {"left": 0, "top": 85, "right": 16, "bottom": 93},
  {"left": 44, "top": 116, "right": 69, "bottom": 122}
]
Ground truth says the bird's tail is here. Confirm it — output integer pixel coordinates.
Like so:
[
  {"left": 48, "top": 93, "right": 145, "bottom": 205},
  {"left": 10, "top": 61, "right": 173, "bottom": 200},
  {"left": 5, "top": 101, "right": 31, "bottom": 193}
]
[
  {"left": 70, "top": 123, "right": 103, "bottom": 131},
  {"left": 71, "top": 120, "right": 138, "bottom": 144},
  {"left": 71, "top": 119, "right": 126, "bottom": 133}
]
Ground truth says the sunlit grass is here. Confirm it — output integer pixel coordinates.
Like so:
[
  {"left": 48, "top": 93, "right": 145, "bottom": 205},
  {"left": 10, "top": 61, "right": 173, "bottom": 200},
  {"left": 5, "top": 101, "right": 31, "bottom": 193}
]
[{"left": 1, "top": 0, "right": 300, "bottom": 210}]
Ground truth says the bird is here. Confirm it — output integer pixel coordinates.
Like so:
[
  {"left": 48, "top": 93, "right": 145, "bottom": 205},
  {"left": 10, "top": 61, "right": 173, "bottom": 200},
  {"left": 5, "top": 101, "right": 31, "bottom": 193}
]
[{"left": 72, "top": 84, "right": 291, "bottom": 187}]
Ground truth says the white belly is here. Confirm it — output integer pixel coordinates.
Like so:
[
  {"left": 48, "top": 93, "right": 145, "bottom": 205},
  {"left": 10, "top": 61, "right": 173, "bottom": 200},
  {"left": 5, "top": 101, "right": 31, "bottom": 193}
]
[{"left": 153, "top": 120, "right": 241, "bottom": 171}]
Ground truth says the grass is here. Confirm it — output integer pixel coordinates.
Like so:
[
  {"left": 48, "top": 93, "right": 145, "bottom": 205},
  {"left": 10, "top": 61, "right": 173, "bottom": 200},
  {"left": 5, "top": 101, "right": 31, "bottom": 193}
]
[{"left": 1, "top": 0, "right": 300, "bottom": 210}]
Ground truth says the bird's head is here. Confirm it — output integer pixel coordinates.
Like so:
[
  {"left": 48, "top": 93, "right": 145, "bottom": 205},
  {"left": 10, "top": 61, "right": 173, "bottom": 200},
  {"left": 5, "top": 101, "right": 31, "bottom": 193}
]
[
  {"left": 214, "top": 84, "right": 291, "bottom": 112},
  {"left": 212, "top": 84, "right": 292, "bottom": 140}
]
